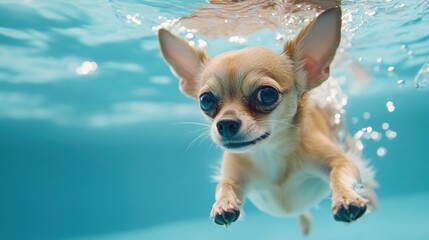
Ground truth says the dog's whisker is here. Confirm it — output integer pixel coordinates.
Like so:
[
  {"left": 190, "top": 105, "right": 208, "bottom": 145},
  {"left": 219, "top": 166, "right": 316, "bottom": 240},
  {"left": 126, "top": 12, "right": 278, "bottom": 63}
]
[
  {"left": 172, "top": 121, "right": 211, "bottom": 134},
  {"left": 186, "top": 131, "right": 211, "bottom": 153},
  {"left": 199, "top": 133, "right": 212, "bottom": 147},
  {"left": 190, "top": 127, "right": 211, "bottom": 134},
  {"left": 174, "top": 121, "right": 211, "bottom": 127},
  {"left": 208, "top": 138, "right": 219, "bottom": 151}
]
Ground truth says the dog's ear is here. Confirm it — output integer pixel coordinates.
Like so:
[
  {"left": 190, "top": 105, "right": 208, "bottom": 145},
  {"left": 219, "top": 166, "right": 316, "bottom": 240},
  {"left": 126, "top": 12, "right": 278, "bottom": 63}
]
[
  {"left": 158, "top": 28, "right": 209, "bottom": 98},
  {"left": 284, "top": 7, "right": 342, "bottom": 91}
]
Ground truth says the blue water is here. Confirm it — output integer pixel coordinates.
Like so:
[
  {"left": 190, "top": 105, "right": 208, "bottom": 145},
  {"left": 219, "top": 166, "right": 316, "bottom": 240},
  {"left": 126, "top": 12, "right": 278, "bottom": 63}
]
[{"left": 1, "top": 0, "right": 428, "bottom": 239}]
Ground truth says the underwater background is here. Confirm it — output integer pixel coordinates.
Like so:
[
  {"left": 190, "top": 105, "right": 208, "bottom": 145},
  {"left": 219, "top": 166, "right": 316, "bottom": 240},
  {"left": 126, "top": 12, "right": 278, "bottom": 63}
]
[{"left": 0, "top": 0, "right": 428, "bottom": 239}]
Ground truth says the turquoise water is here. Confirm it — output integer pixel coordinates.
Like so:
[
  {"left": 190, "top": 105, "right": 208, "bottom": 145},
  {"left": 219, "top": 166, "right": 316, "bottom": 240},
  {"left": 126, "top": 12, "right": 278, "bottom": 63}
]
[{"left": 1, "top": 0, "right": 428, "bottom": 239}]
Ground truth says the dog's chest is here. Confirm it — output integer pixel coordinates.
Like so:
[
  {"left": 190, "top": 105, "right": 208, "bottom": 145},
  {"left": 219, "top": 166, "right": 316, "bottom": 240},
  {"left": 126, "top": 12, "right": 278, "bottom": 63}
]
[{"left": 246, "top": 154, "right": 330, "bottom": 217}]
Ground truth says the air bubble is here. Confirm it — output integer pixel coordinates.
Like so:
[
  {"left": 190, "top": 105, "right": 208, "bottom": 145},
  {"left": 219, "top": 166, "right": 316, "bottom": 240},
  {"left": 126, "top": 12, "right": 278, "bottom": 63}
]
[
  {"left": 334, "top": 118, "right": 340, "bottom": 124},
  {"left": 366, "top": 126, "right": 373, "bottom": 133},
  {"left": 382, "top": 122, "right": 390, "bottom": 130},
  {"left": 387, "top": 66, "right": 395, "bottom": 72},
  {"left": 185, "top": 33, "right": 194, "bottom": 39},
  {"left": 126, "top": 14, "right": 141, "bottom": 25},
  {"left": 371, "top": 132, "right": 382, "bottom": 141},
  {"left": 363, "top": 112, "right": 371, "bottom": 120},
  {"left": 229, "top": 36, "right": 246, "bottom": 44},
  {"left": 386, "top": 101, "right": 395, "bottom": 112},
  {"left": 377, "top": 147, "right": 387, "bottom": 157},
  {"left": 366, "top": 10, "right": 376, "bottom": 16},
  {"left": 275, "top": 33, "right": 285, "bottom": 44},
  {"left": 354, "top": 130, "right": 364, "bottom": 140},
  {"left": 334, "top": 112, "right": 343, "bottom": 125},
  {"left": 355, "top": 140, "right": 364, "bottom": 151},
  {"left": 359, "top": 127, "right": 372, "bottom": 140},
  {"left": 376, "top": 57, "right": 383, "bottom": 63},
  {"left": 386, "top": 130, "right": 397, "bottom": 140},
  {"left": 396, "top": 79, "right": 405, "bottom": 86},
  {"left": 197, "top": 39, "right": 207, "bottom": 50}
]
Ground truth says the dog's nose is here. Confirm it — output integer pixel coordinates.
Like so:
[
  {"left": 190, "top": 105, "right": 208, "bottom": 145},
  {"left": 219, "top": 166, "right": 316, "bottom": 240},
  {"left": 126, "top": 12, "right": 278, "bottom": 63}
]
[{"left": 216, "top": 119, "right": 241, "bottom": 138}]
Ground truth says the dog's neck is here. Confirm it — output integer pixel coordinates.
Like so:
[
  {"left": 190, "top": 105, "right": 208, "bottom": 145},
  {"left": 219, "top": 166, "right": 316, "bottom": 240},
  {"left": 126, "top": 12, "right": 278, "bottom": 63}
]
[{"left": 253, "top": 125, "right": 299, "bottom": 160}]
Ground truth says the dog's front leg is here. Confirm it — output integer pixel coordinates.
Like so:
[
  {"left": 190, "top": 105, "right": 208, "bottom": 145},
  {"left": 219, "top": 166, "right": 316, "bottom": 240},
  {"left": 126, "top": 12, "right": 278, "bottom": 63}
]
[
  {"left": 307, "top": 134, "right": 369, "bottom": 223},
  {"left": 210, "top": 178, "right": 243, "bottom": 226},
  {"left": 210, "top": 153, "right": 247, "bottom": 226},
  {"left": 329, "top": 157, "right": 368, "bottom": 223}
]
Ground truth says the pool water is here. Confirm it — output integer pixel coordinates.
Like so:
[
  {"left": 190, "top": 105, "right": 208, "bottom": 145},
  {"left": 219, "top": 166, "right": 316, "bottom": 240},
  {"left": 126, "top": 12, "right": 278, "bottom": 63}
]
[{"left": 0, "top": 0, "right": 428, "bottom": 239}]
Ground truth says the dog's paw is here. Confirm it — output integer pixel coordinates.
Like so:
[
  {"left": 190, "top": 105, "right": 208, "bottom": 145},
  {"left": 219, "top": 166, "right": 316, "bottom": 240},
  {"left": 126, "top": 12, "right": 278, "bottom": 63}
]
[
  {"left": 210, "top": 197, "right": 241, "bottom": 226},
  {"left": 332, "top": 194, "right": 367, "bottom": 223}
]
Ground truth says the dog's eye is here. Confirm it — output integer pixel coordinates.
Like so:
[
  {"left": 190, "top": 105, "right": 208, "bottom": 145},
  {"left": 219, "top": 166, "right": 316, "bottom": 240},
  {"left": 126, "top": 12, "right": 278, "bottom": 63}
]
[
  {"left": 256, "top": 86, "right": 279, "bottom": 106},
  {"left": 199, "top": 92, "right": 217, "bottom": 115}
]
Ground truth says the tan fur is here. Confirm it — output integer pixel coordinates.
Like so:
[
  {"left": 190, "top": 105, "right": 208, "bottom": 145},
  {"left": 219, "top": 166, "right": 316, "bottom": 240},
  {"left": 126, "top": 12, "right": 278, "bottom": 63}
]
[{"left": 158, "top": 6, "right": 376, "bottom": 235}]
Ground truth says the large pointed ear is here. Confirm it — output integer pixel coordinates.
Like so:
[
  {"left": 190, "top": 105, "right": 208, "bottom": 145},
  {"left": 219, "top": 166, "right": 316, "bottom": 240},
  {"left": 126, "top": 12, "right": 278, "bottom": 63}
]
[
  {"left": 158, "top": 28, "right": 209, "bottom": 98},
  {"left": 284, "top": 7, "right": 342, "bottom": 91}
]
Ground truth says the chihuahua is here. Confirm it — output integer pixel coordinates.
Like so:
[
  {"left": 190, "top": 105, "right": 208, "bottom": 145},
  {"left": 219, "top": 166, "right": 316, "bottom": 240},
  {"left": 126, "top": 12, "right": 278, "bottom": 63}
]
[{"left": 157, "top": 7, "right": 376, "bottom": 235}]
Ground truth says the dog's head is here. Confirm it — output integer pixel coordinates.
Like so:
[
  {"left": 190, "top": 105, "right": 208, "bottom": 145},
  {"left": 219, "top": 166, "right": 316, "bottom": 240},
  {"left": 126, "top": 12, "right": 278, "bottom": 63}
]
[{"left": 158, "top": 8, "right": 341, "bottom": 153}]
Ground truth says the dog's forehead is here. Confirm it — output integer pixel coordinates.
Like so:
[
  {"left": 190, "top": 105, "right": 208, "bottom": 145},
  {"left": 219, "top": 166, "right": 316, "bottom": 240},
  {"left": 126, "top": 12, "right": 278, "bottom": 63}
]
[{"left": 200, "top": 47, "right": 294, "bottom": 95}]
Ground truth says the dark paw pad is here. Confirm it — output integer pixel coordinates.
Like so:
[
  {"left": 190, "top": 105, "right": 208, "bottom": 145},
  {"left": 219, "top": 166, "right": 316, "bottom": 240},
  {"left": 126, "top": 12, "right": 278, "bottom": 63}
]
[
  {"left": 334, "top": 204, "right": 367, "bottom": 223},
  {"left": 214, "top": 210, "right": 240, "bottom": 226}
]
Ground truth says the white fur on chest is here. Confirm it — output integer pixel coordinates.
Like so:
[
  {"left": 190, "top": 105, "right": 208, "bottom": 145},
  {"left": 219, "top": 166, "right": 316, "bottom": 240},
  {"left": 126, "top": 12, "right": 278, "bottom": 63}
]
[{"left": 245, "top": 152, "right": 330, "bottom": 217}]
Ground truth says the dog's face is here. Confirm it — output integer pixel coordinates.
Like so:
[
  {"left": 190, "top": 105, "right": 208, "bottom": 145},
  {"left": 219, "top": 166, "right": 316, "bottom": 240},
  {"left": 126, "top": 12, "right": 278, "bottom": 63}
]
[
  {"left": 158, "top": 8, "right": 341, "bottom": 153},
  {"left": 196, "top": 47, "right": 299, "bottom": 152}
]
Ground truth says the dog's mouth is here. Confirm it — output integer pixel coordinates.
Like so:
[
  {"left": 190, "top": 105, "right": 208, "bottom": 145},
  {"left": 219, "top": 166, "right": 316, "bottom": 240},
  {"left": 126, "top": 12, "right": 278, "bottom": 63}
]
[{"left": 222, "top": 132, "right": 270, "bottom": 150}]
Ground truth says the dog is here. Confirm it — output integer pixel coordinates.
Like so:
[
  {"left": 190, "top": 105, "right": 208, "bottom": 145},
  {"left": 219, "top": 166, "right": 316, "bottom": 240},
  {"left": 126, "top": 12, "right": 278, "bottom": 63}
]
[{"left": 157, "top": 7, "right": 377, "bottom": 235}]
